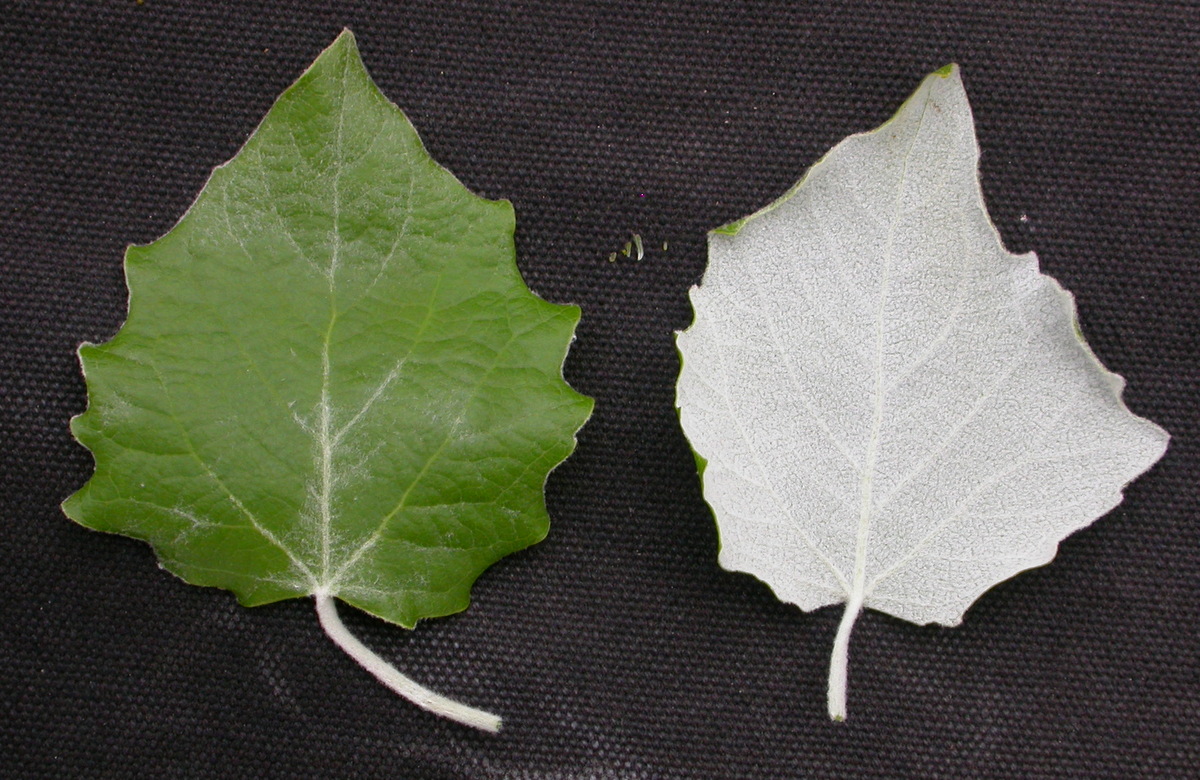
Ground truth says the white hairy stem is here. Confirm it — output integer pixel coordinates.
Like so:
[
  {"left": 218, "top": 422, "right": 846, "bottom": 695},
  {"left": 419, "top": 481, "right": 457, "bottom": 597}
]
[
  {"left": 314, "top": 592, "right": 502, "bottom": 733},
  {"left": 827, "top": 590, "right": 864, "bottom": 722}
]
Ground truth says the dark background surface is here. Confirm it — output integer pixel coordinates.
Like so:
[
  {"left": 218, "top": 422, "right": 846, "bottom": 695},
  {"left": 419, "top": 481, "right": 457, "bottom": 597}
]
[{"left": 2, "top": 1, "right": 1197, "bottom": 777}]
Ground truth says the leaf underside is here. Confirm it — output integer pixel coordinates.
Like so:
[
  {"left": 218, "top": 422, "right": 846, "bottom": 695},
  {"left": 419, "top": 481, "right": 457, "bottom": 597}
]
[
  {"left": 676, "top": 65, "right": 1168, "bottom": 714},
  {"left": 64, "top": 31, "right": 593, "bottom": 631}
]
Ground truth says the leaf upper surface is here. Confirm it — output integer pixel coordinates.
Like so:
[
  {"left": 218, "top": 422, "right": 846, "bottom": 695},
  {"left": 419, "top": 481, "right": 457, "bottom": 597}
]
[
  {"left": 64, "top": 31, "right": 593, "bottom": 629},
  {"left": 677, "top": 67, "right": 1167, "bottom": 639}
]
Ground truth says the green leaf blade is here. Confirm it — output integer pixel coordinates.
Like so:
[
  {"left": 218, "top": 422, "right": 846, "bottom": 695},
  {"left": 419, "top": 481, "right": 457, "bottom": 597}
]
[{"left": 64, "top": 29, "right": 593, "bottom": 636}]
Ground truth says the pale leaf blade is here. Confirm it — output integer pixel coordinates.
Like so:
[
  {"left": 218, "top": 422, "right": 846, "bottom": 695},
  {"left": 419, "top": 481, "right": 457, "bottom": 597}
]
[{"left": 676, "top": 65, "right": 1168, "bottom": 718}]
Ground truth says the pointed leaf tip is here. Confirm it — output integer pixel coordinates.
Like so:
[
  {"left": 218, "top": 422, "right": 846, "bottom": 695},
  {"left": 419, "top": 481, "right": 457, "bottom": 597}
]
[{"left": 330, "top": 28, "right": 359, "bottom": 52}]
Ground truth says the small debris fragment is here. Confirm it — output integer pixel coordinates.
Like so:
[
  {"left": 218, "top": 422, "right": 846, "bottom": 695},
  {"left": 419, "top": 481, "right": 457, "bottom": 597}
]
[{"left": 621, "top": 242, "right": 631, "bottom": 258}]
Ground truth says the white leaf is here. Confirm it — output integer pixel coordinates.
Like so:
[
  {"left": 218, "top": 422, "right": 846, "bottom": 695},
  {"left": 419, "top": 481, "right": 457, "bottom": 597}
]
[{"left": 674, "top": 65, "right": 1169, "bottom": 720}]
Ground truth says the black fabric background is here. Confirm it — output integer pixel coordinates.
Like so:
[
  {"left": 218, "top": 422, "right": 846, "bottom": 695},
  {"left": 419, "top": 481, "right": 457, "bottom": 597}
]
[{"left": 2, "top": 1, "right": 1197, "bottom": 777}]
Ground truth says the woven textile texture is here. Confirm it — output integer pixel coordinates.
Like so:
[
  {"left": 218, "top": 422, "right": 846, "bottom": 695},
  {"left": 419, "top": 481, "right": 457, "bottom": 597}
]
[{"left": 1, "top": 1, "right": 1196, "bottom": 777}]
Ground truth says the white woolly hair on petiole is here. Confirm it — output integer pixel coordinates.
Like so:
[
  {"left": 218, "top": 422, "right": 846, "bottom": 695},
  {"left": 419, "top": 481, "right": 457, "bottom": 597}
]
[
  {"left": 313, "top": 591, "right": 502, "bottom": 733},
  {"left": 827, "top": 590, "right": 865, "bottom": 722}
]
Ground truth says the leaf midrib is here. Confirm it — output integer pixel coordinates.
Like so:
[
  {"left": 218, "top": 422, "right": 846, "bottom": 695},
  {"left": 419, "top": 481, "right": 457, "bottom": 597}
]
[
  {"left": 316, "top": 47, "right": 352, "bottom": 588},
  {"left": 849, "top": 88, "right": 935, "bottom": 604}
]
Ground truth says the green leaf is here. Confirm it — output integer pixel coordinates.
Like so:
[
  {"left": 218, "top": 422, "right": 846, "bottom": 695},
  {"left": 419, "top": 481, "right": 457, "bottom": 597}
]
[
  {"left": 675, "top": 66, "right": 1168, "bottom": 720},
  {"left": 64, "top": 30, "right": 592, "bottom": 731}
]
